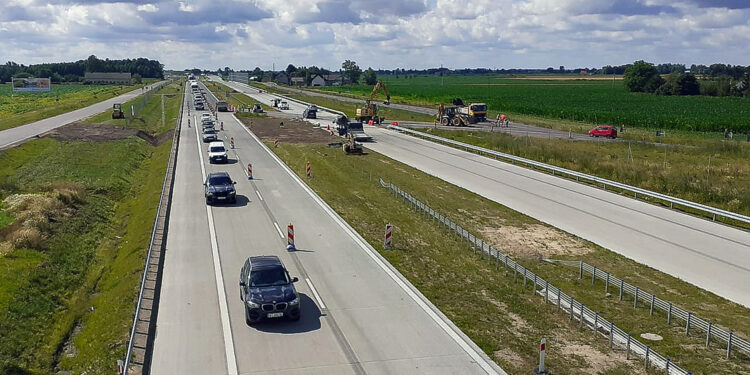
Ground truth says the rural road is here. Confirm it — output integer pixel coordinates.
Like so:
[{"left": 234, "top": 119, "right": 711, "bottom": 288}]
[
  {"left": 150, "top": 81, "right": 505, "bottom": 375},
  {"left": 0, "top": 82, "right": 166, "bottom": 150},
  {"left": 223, "top": 77, "right": 750, "bottom": 308}
]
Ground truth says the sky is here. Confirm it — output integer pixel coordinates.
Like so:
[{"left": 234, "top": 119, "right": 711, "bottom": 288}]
[{"left": 1, "top": 0, "right": 749, "bottom": 71}]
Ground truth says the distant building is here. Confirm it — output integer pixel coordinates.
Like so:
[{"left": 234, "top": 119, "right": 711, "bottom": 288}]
[
  {"left": 310, "top": 74, "right": 326, "bottom": 87},
  {"left": 290, "top": 77, "right": 305, "bottom": 86},
  {"left": 324, "top": 73, "right": 346, "bottom": 86},
  {"left": 274, "top": 72, "right": 290, "bottom": 85},
  {"left": 84, "top": 72, "right": 131, "bottom": 85}
]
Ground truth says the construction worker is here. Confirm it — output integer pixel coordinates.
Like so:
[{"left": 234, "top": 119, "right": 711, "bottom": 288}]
[{"left": 500, "top": 113, "right": 507, "bottom": 127}]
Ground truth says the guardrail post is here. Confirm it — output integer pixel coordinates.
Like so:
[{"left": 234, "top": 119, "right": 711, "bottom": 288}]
[
  {"left": 706, "top": 322, "right": 712, "bottom": 347},
  {"left": 533, "top": 274, "right": 537, "bottom": 295},
  {"left": 626, "top": 334, "right": 631, "bottom": 359},
  {"left": 645, "top": 345, "right": 650, "bottom": 369},
  {"left": 545, "top": 281, "right": 549, "bottom": 303},
  {"left": 580, "top": 304, "right": 585, "bottom": 328},
  {"left": 504, "top": 255, "right": 509, "bottom": 275},
  {"left": 619, "top": 280, "right": 624, "bottom": 301},
  {"left": 523, "top": 269, "right": 527, "bottom": 288},
  {"left": 634, "top": 287, "right": 639, "bottom": 308},
  {"left": 667, "top": 303, "right": 672, "bottom": 324},
  {"left": 609, "top": 321, "right": 614, "bottom": 349},
  {"left": 605, "top": 273, "right": 610, "bottom": 295},
  {"left": 592, "top": 266, "right": 597, "bottom": 285},
  {"left": 665, "top": 358, "right": 670, "bottom": 374},
  {"left": 727, "top": 331, "right": 733, "bottom": 359},
  {"left": 686, "top": 312, "right": 692, "bottom": 336},
  {"left": 650, "top": 295, "right": 655, "bottom": 315},
  {"left": 514, "top": 265, "right": 518, "bottom": 283},
  {"left": 579, "top": 261, "right": 583, "bottom": 279},
  {"left": 594, "top": 312, "right": 599, "bottom": 332},
  {"left": 557, "top": 289, "right": 561, "bottom": 311}
]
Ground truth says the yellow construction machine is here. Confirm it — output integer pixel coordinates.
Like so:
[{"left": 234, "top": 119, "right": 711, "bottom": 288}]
[
  {"left": 112, "top": 103, "right": 125, "bottom": 119},
  {"left": 436, "top": 103, "right": 470, "bottom": 126},
  {"left": 355, "top": 80, "right": 390, "bottom": 124}
]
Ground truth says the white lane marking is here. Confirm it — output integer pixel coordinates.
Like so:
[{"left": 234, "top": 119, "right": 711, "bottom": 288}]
[
  {"left": 255, "top": 190, "right": 264, "bottom": 201},
  {"left": 305, "top": 278, "right": 327, "bottom": 310},
  {"left": 192, "top": 111, "right": 239, "bottom": 375},
  {"left": 273, "top": 222, "right": 284, "bottom": 239},
  {"left": 231, "top": 115, "right": 504, "bottom": 375}
]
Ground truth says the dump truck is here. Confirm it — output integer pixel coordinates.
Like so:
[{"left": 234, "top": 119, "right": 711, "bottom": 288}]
[{"left": 452, "top": 98, "right": 487, "bottom": 123}]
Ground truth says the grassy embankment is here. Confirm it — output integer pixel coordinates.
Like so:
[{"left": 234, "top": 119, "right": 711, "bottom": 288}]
[
  {"left": 265, "top": 137, "right": 750, "bottom": 374},
  {"left": 202, "top": 80, "right": 276, "bottom": 116},
  {"left": 316, "top": 74, "right": 750, "bottom": 134},
  {"left": 0, "top": 80, "right": 158, "bottom": 131},
  {"left": 0, "top": 80, "right": 182, "bottom": 374}
]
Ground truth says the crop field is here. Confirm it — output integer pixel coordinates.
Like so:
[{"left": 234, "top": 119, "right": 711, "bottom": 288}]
[
  {"left": 0, "top": 83, "right": 144, "bottom": 131},
  {"left": 317, "top": 75, "right": 750, "bottom": 133}
]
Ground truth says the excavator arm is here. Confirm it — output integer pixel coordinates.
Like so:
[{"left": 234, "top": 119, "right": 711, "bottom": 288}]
[{"left": 369, "top": 80, "right": 390, "bottom": 105}]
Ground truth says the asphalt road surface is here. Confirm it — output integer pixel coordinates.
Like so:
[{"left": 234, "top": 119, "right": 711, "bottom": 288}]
[
  {"left": 0, "top": 83, "right": 166, "bottom": 150},
  {"left": 150, "top": 82, "right": 504, "bottom": 375},
  {"left": 221, "top": 78, "right": 750, "bottom": 308}
]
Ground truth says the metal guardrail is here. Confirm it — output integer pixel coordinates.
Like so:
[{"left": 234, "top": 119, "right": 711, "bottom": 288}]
[
  {"left": 380, "top": 178, "right": 692, "bottom": 375},
  {"left": 386, "top": 125, "right": 750, "bottom": 227},
  {"left": 546, "top": 259, "right": 750, "bottom": 359},
  {"left": 123, "top": 81, "right": 184, "bottom": 374}
]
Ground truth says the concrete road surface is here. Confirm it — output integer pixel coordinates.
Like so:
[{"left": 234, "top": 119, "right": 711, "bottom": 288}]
[
  {"left": 220, "top": 77, "right": 750, "bottom": 308},
  {"left": 151, "top": 83, "right": 505, "bottom": 375},
  {"left": 0, "top": 82, "right": 166, "bottom": 150}
]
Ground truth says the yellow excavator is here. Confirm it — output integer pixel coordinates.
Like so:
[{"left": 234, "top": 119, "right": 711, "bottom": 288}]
[
  {"left": 355, "top": 80, "right": 390, "bottom": 124},
  {"left": 112, "top": 103, "right": 125, "bottom": 119}
]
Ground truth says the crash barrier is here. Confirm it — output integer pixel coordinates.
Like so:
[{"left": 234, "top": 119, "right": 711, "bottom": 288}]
[
  {"left": 386, "top": 125, "right": 750, "bottom": 228},
  {"left": 286, "top": 223, "right": 295, "bottom": 250},
  {"left": 379, "top": 177, "right": 692, "bottom": 375},
  {"left": 123, "top": 81, "right": 185, "bottom": 374},
  {"left": 545, "top": 259, "right": 750, "bottom": 359}
]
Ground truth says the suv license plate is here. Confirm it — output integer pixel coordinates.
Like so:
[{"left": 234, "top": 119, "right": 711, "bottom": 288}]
[{"left": 267, "top": 312, "right": 284, "bottom": 318}]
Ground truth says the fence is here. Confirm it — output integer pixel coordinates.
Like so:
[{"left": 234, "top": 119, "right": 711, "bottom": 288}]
[
  {"left": 379, "top": 178, "right": 692, "bottom": 375},
  {"left": 386, "top": 125, "right": 750, "bottom": 228},
  {"left": 546, "top": 259, "right": 749, "bottom": 359},
  {"left": 122, "top": 80, "right": 184, "bottom": 374},
  {"left": 127, "top": 80, "right": 171, "bottom": 124}
]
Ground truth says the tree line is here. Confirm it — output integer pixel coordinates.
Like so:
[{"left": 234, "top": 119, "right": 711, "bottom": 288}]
[
  {"left": 0, "top": 55, "right": 164, "bottom": 83},
  {"left": 623, "top": 60, "right": 750, "bottom": 97}
]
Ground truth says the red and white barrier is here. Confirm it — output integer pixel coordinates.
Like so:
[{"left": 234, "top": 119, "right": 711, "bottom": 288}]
[
  {"left": 306, "top": 161, "right": 311, "bottom": 178},
  {"left": 384, "top": 223, "right": 393, "bottom": 249},
  {"left": 286, "top": 223, "right": 295, "bottom": 250},
  {"left": 274, "top": 139, "right": 279, "bottom": 148},
  {"left": 247, "top": 163, "right": 253, "bottom": 180}
]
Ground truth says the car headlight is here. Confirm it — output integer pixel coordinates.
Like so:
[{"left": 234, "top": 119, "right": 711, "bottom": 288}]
[
  {"left": 289, "top": 296, "right": 300, "bottom": 305},
  {"left": 246, "top": 301, "right": 259, "bottom": 309}
]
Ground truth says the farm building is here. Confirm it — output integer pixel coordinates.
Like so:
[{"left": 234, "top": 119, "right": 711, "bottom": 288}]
[{"left": 84, "top": 72, "right": 131, "bottom": 84}]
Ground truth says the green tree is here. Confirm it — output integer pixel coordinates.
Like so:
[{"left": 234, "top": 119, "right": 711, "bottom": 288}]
[
  {"left": 132, "top": 73, "right": 142, "bottom": 84},
  {"left": 285, "top": 64, "right": 297, "bottom": 75},
  {"left": 362, "top": 67, "right": 377, "bottom": 85},
  {"left": 623, "top": 60, "right": 663, "bottom": 93},
  {"left": 342, "top": 60, "right": 362, "bottom": 84}
]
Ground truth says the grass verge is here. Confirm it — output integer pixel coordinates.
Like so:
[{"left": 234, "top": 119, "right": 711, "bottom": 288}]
[
  {"left": 265, "top": 137, "right": 750, "bottom": 374},
  {"left": 204, "top": 80, "right": 277, "bottom": 113}
]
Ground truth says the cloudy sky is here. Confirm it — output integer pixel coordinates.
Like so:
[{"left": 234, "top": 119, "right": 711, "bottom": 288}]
[{"left": 1, "top": 0, "right": 748, "bottom": 71}]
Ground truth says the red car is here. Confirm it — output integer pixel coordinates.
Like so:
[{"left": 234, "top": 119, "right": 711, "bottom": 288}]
[{"left": 588, "top": 125, "right": 617, "bottom": 139}]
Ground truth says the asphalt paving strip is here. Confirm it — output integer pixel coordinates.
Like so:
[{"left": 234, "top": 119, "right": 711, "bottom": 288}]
[
  {"left": 219, "top": 116, "right": 367, "bottom": 375},
  {"left": 369, "top": 129, "right": 750, "bottom": 273}
]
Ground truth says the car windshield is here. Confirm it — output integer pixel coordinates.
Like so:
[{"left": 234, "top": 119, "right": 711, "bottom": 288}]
[
  {"left": 204, "top": 129, "right": 215, "bottom": 135},
  {"left": 209, "top": 146, "right": 225, "bottom": 153},
  {"left": 471, "top": 104, "right": 487, "bottom": 111},
  {"left": 208, "top": 175, "right": 231, "bottom": 185},
  {"left": 249, "top": 267, "right": 289, "bottom": 287}
]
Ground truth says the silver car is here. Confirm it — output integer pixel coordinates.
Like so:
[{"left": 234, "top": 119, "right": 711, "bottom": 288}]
[{"left": 202, "top": 128, "right": 218, "bottom": 142}]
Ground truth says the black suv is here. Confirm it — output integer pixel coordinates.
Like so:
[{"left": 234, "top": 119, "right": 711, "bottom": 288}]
[
  {"left": 239, "top": 256, "right": 301, "bottom": 324},
  {"left": 204, "top": 172, "right": 236, "bottom": 204}
]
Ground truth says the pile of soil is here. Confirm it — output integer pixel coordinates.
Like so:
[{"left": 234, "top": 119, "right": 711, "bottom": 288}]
[
  {"left": 239, "top": 117, "right": 338, "bottom": 144},
  {"left": 43, "top": 122, "right": 172, "bottom": 146}
]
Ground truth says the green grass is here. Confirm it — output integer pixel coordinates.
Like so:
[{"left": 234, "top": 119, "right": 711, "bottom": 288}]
[
  {"left": 204, "top": 81, "right": 277, "bottom": 113},
  {"left": 86, "top": 81, "right": 182, "bottom": 134},
  {"left": 0, "top": 82, "right": 180, "bottom": 374},
  {"left": 268, "top": 140, "right": 750, "bottom": 374},
  {"left": 0, "top": 82, "right": 154, "bottom": 131},
  {"left": 415, "top": 129, "right": 750, "bottom": 218},
  {"left": 316, "top": 74, "right": 750, "bottom": 133}
]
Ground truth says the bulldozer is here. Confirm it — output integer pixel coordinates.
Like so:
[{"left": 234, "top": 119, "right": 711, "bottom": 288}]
[
  {"left": 355, "top": 80, "right": 390, "bottom": 124},
  {"left": 112, "top": 103, "right": 125, "bottom": 119},
  {"left": 436, "top": 103, "right": 470, "bottom": 126}
]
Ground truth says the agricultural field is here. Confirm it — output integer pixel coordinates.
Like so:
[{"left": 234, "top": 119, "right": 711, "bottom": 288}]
[
  {"left": 317, "top": 75, "right": 750, "bottom": 133},
  {"left": 0, "top": 83, "right": 149, "bottom": 131}
]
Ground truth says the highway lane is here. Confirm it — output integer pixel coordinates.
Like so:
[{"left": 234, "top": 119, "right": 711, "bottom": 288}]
[
  {"left": 152, "top": 81, "right": 504, "bottom": 374},
  {"left": 0, "top": 82, "right": 166, "bottom": 150},
  {"left": 220, "top": 77, "right": 750, "bottom": 308}
]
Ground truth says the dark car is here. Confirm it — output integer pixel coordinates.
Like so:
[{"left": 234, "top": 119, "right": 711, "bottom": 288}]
[
  {"left": 239, "top": 256, "right": 301, "bottom": 324},
  {"left": 204, "top": 171, "right": 236, "bottom": 204},
  {"left": 303, "top": 105, "right": 317, "bottom": 119},
  {"left": 588, "top": 125, "right": 617, "bottom": 139}
]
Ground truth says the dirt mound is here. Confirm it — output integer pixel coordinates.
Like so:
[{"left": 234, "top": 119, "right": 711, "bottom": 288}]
[
  {"left": 239, "top": 117, "right": 339, "bottom": 144},
  {"left": 44, "top": 122, "right": 172, "bottom": 146}
]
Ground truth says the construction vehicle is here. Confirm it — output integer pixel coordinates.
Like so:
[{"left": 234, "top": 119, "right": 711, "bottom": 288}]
[
  {"left": 334, "top": 115, "right": 371, "bottom": 141},
  {"left": 303, "top": 105, "right": 317, "bottom": 119},
  {"left": 342, "top": 131, "right": 364, "bottom": 154},
  {"left": 355, "top": 80, "right": 390, "bottom": 124},
  {"left": 436, "top": 103, "right": 470, "bottom": 126},
  {"left": 452, "top": 98, "right": 488, "bottom": 123},
  {"left": 112, "top": 103, "right": 125, "bottom": 119},
  {"left": 252, "top": 104, "right": 264, "bottom": 113}
]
